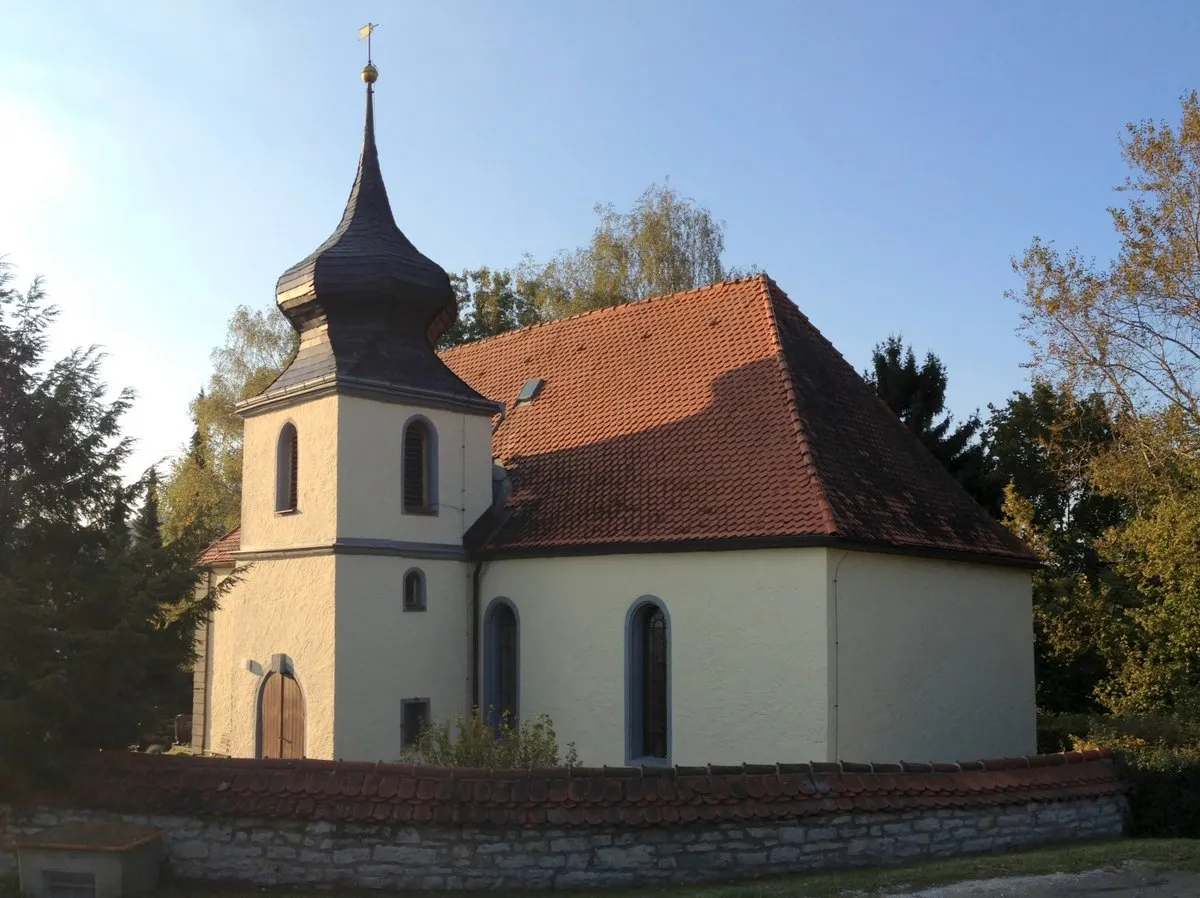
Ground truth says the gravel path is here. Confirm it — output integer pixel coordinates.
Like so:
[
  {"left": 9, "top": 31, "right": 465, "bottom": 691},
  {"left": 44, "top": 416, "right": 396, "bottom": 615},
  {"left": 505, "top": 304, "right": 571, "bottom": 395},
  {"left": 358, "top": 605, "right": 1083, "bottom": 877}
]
[{"left": 887, "top": 864, "right": 1200, "bottom": 898}]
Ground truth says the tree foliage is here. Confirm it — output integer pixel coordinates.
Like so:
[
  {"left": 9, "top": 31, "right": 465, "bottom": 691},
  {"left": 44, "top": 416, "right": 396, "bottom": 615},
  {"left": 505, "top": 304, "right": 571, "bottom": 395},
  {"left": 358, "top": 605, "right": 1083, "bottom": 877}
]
[
  {"left": 1012, "top": 91, "right": 1200, "bottom": 714},
  {"left": 987, "top": 383, "right": 1129, "bottom": 711},
  {"left": 440, "top": 181, "right": 745, "bottom": 347},
  {"left": 135, "top": 466, "right": 162, "bottom": 548},
  {"left": 866, "top": 336, "right": 996, "bottom": 511},
  {"left": 1014, "top": 91, "right": 1200, "bottom": 424},
  {"left": 523, "top": 181, "right": 744, "bottom": 318},
  {"left": 0, "top": 261, "right": 215, "bottom": 778},
  {"left": 439, "top": 267, "right": 543, "bottom": 349},
  {"left": 160, "top": 305, "right": 296, "bottom": 544}
]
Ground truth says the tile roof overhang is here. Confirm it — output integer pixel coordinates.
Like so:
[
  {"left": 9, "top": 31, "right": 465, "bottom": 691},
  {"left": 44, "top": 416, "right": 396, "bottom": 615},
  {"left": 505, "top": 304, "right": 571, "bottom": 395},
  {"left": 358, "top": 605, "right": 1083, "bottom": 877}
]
[{"left": 198, "top": 528, "right": 239, "bottom": 567}]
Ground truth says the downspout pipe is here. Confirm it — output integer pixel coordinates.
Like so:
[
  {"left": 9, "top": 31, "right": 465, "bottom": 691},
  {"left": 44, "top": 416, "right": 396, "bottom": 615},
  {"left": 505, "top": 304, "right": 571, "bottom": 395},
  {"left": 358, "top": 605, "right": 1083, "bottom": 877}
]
[
  {"left": 831, "top": 551, "right": 849, "bottom": 762},
  {"left": 471, "top": 559, "right": 483, "bottom": 711},
  {"left": 472, "top": 405, "right": 507, "bottom": 711}
]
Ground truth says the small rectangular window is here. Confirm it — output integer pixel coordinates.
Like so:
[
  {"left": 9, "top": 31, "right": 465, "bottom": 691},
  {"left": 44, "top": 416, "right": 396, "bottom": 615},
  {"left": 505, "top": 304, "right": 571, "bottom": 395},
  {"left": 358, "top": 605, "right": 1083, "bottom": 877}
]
[
  {"left": 401, "top": 698, "right": 430, "bottom": 752},
  {"left": 403, "top": 570, "right": 426, "bottom": 612}
]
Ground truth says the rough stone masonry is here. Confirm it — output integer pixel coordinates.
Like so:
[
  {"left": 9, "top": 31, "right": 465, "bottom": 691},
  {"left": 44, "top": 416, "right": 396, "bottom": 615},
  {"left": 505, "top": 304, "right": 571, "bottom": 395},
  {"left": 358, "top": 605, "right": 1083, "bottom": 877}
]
[{"left": 0, "top": 750, "right": 1126, "bottom": 890}]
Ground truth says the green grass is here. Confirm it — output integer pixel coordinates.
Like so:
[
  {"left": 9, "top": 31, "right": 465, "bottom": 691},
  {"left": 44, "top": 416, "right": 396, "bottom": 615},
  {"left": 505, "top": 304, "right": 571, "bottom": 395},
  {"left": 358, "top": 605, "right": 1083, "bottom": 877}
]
[{"left": 4, "top": 838, "right": 1199, "bottom": 897}]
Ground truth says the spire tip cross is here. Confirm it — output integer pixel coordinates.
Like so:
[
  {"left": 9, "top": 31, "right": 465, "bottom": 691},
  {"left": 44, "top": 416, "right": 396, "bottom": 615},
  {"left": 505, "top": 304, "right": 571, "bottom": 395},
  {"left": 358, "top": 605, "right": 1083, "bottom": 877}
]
[{"left": 358, "top": 23, "right": 378, "bottom": 63}]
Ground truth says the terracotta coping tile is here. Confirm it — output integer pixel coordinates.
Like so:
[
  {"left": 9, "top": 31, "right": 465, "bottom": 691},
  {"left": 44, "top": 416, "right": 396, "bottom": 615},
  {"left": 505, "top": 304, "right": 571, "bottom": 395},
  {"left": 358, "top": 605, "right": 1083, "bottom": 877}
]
[{"left": 22, "top": 751, "right": 1124, "bottom": 829}]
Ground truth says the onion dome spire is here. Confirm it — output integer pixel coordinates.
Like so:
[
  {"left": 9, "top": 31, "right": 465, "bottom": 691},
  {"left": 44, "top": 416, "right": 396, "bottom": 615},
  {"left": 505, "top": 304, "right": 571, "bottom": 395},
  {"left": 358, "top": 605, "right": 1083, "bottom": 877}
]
[
  {"left": 274, "top": 63, "right": 457, "bottom": 342},
  {"left": 245, "top": 51, "right": 496, "bottom": 418}
]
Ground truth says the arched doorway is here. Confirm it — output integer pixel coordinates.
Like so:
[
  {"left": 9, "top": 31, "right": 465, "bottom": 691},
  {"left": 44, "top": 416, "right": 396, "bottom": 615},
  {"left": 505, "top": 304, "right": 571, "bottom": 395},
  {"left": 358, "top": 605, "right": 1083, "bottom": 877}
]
[{"left": 258, "top": 670, "right": 305, "bottom": 758}]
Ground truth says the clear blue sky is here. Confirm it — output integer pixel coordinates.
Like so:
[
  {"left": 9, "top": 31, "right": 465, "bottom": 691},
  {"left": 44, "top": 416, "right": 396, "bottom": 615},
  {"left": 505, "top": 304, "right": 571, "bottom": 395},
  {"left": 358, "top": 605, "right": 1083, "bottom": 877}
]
[{"left": 2, "top": 1, "right": 1196, "bottom": 478}]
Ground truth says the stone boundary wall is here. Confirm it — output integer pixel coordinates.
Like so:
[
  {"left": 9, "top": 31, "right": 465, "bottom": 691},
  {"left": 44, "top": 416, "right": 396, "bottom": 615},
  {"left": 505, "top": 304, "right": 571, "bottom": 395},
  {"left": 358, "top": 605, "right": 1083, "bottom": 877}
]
[{"left": 0, "top": 751, "right": 1126, "bottom": 891}]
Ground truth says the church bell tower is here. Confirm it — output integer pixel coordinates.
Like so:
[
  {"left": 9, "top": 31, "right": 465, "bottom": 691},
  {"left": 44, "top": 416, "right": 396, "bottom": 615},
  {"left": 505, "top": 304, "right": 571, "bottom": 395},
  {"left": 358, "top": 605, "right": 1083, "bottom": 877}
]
[{"left": 234, "top": 53, "right": 500, "bottom": 761}]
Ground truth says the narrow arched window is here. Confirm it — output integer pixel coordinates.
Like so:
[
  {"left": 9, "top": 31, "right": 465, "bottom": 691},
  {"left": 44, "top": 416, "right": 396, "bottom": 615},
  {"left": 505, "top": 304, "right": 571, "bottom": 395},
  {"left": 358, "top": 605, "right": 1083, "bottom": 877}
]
[
  {"left": 403, "top": 568, "right": 426, "bottom": 612},
  {"left": 403, "top": 418, "right": 436, "bottom": 514},
  {"left": 275, "top": 423, "right": 298, "bottom": 513},
  {"left": 484, "top": 599, "right": 519, "bottom": 726},
  {"left": 626, "top": 598, "right": 670, "bottom": 763}
]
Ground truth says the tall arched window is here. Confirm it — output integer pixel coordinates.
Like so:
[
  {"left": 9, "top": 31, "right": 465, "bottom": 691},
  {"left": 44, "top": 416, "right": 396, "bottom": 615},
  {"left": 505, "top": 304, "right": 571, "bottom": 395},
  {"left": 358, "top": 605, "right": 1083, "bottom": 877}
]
[
  {"left": 275, "top": 423, "right": 299, "bottom": 513},
  {"left": 626, "top": 598, "right": 670, "bottom": 763},
  {"left": 484, "top": 599, "right": 519, "bottom": 726},
  {"left": 403, "top": 417, "right": 437, "bottom": 514}
]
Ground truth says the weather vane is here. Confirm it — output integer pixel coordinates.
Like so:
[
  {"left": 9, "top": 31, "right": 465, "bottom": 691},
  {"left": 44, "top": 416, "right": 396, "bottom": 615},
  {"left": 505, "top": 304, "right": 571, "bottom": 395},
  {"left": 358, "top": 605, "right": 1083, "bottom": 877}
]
[{"left": 358, "top": 22, "right": 379, "bottom": 83}]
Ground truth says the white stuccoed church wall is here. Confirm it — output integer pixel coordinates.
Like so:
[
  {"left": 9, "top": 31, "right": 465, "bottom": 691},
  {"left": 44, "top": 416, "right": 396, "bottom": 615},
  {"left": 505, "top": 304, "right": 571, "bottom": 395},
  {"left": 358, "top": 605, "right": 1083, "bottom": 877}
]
[
  {"left": 829, "top": 550, "right": 1036, "bottom": 762},
  {"left": 479, "top": 548, "right": 830, "bottom": 767},
  {"left": 204, "top": 556, "right": 337, "bottom": 759}
]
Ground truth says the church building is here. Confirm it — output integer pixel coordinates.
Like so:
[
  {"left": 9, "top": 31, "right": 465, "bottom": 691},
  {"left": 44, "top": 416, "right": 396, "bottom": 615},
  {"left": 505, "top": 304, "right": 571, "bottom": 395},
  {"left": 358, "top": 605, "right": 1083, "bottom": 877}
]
[{"left": 190, "top": 64, "right": 1039, "bottom": 767}]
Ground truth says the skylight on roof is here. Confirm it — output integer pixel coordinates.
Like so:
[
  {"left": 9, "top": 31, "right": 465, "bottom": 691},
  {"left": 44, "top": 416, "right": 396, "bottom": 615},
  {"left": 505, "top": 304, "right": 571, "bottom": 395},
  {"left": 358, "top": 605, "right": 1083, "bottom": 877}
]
[{"left": 516, "top": 378, "right": 545, "bottom": 404}]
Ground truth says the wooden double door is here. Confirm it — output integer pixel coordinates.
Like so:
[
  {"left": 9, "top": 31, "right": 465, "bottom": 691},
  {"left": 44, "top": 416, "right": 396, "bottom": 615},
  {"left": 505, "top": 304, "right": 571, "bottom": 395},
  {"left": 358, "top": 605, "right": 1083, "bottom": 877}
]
[{"left": 258, "top": 671, "right": 305, "bottom": 759}]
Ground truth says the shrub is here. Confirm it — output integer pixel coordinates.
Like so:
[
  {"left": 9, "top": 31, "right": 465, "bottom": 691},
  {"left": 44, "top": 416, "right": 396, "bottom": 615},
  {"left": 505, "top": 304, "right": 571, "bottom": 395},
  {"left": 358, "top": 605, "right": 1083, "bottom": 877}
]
[
  {"left": 403, "top": 710, "right": 579, "bottom": 768},
  {"left": 1040, "top": 712, "right": 1200, "bottom": 836}
]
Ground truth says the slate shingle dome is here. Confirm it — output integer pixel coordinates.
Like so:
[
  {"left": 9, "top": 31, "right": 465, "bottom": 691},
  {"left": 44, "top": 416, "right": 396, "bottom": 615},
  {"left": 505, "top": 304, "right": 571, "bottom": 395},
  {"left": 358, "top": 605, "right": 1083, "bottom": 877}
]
[
  {"left": 247, "top": 77, "right": 495, "bottom": 415},
  {"left": 275, "top": 83, "right": 456, "bottom": 339}
]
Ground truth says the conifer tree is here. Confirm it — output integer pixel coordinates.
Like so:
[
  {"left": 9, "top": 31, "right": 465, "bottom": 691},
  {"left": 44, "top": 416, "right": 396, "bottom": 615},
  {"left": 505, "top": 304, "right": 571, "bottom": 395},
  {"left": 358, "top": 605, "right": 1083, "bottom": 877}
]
[
  {"left": 0, "top": 261, "right": 215, "bottom": 777},
  {"left": 134, "top": 466, "right": 162, "bottom": 548}
]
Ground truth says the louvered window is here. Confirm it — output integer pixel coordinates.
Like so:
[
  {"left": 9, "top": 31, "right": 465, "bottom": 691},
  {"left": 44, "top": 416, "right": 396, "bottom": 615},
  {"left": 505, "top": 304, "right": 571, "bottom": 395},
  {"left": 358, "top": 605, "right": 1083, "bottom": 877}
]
[
  {"left": 275, "top": 423, "right": 299, "bottom": 513},
  {"left": 403, "top": 419, "right": 434, "bottom": 513}
]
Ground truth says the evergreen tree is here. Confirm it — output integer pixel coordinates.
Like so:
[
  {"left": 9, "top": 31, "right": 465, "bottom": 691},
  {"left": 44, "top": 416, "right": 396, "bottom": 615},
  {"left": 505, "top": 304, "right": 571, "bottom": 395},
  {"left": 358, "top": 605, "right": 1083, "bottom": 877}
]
[
  {"left": 134, "top": 466, "right": 162, "bottom": 548},
  {"left": 866, "top": 335, "right": 998, "bottom": 512},
  {"left": 0, "top": 261, "right": 216, "bottom": 777}
]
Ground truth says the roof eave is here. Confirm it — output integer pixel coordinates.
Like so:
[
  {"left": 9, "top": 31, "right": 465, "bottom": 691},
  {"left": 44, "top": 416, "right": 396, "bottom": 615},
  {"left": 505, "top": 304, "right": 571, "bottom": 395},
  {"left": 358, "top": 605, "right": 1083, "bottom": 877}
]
[{"left": 473, "top": 533, "right": 1042, "bottom": 570}]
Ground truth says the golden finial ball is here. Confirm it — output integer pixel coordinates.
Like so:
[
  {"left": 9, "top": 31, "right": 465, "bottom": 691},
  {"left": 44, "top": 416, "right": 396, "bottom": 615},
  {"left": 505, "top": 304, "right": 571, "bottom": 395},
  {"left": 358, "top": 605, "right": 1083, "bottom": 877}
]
[{"left": 362, "top": 63, "right": 378, "bottom": 84}]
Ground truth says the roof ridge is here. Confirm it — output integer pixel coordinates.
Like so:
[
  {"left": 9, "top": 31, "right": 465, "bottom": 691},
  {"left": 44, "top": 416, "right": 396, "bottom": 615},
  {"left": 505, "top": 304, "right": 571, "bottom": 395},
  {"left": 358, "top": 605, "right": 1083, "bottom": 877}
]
[
  {"left": 439, "top": 274, "right": 769, "bottom": 357},
  {"left": 759, "top": 278, "right": 839, "bottom": 536}
]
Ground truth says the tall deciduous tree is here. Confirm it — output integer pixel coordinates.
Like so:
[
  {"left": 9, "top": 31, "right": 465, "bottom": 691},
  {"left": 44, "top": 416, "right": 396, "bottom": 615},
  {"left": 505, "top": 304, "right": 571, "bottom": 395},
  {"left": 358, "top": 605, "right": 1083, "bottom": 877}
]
[
  {"left": 440, "top": 268, "right": 543, "bottom": 349},
  {"left": 160, "top": 306, "right": 296, "bottom": 543},
  {"left": 987, "top": 383, "right": 1129, "bottom": 712},
  {"left": 0, "top": 261, "right": 215, "bottom": 777},
  {"left": 866, "top": 336, "right": 996, "bottom": 512},
  {"left": 525, "top": 181, "right": 745, "bottom": 318},
  {"left": 1012, "top": 91, "right": 1200, "bottom": 714}
]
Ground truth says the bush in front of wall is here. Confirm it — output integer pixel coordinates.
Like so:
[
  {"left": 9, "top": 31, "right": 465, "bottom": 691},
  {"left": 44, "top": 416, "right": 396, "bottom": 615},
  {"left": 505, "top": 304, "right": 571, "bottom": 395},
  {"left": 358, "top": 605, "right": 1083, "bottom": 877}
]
[
  {"left": 1040, "top": 711, "right": 1200, "bottom": 837},
  {"left": 402, "top": 709, "right": 579, "bottom": 769}
]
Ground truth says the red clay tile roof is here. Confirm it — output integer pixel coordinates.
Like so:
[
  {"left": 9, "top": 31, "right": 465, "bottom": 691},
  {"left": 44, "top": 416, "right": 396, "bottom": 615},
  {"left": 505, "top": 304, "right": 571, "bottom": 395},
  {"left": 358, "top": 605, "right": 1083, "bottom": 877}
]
[
  {"left": 442, "top": 275, "right": 1035, "bottom": 564},
  {"left": 199, "top": 276, "right": 1035, "bottom": 566},
  {"left": 23, "top": 750, "right": 1121, "bottom": 826},
  {"left": 198, "top": 528, "right": 240, "bottom": 566}
]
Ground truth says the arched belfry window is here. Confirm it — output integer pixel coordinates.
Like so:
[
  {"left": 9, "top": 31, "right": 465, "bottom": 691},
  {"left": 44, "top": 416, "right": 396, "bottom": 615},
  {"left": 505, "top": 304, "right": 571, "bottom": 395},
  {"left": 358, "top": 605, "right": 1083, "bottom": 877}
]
[
  {"left": 626, "top": 597, "right": 670, "bottom": 764},
  {"left": 403, "top": 417, "right": 437, "bottom": 514},
  {"left": 483, "top": 599, "right": 519, "bottom": 726},
  {"left": 275, "top": 423, "right": 299, "bottom": 513}
]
